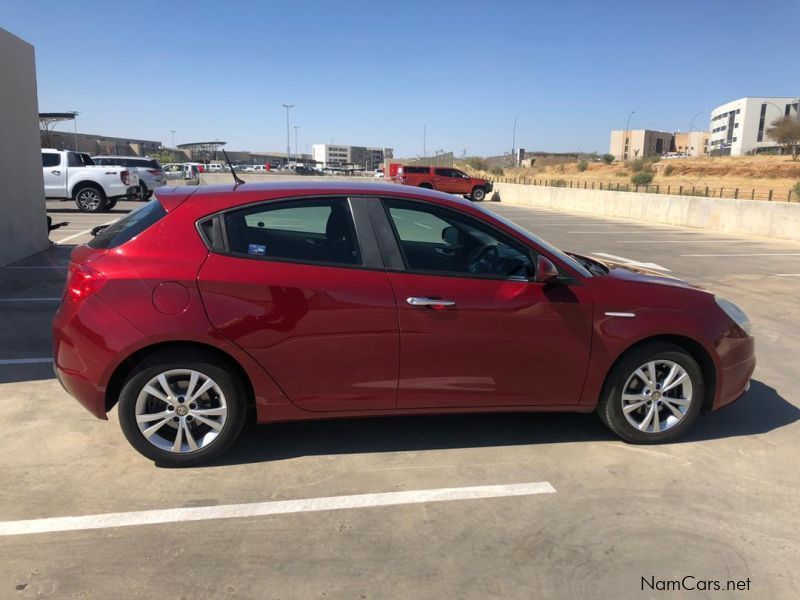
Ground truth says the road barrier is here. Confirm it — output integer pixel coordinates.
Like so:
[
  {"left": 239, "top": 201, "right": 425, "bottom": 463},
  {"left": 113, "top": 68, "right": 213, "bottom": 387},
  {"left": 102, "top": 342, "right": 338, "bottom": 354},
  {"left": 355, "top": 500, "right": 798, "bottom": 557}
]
[
  {"left": 490, "top": 177, "right": 795, "bottom": 202},
  {"left": 489, "top": 182, "right": 800, "bottom": 242}
]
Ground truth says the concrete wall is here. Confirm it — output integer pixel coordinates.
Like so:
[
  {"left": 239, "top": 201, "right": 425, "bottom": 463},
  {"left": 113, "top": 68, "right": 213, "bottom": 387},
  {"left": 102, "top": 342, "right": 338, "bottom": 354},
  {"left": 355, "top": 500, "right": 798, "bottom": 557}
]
[
  {"left": 491, "top": 182, "right": 800, "bottom": 242},
  {"left": 0, "top": 29, "right": 48, "bottom": 267}
]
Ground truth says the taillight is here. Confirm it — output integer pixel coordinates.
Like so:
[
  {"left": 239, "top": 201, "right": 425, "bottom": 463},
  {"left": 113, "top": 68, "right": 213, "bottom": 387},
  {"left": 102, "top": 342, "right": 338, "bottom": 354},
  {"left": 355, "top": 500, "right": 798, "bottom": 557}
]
[
  {"left": 120, "top": 170, "right": 130, "bottom": 185},
  {"left": 65, "top": 265, "right": 106, "bottom": 303}
]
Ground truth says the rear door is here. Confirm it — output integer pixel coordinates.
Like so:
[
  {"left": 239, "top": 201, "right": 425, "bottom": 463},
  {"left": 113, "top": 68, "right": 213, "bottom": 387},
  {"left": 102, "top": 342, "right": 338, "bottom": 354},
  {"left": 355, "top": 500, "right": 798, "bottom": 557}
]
[
  {"left": 197, "top": 196, "right": 399, "bottom": 412},
  {"left": 42, "top": 151, "right": 64, "bottom": 197}
]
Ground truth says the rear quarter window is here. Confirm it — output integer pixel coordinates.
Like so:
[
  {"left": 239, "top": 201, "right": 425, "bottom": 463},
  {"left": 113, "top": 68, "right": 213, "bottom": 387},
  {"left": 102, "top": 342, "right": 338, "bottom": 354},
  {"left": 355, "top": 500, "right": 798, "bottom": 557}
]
[{"left": 88, "top": 199, "right": 167, "bottom": 249}]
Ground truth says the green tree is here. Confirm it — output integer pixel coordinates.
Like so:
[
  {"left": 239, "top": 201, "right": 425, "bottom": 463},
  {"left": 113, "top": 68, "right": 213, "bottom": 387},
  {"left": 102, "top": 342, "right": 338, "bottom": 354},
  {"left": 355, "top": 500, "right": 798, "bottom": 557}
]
[
  {"left": 631, "top": 171, "right": 654, "bottom": 185},
  {"left": 766, "top": 116, "right": 800, "bottom": 160},
  {"left": 601, "top": 153, "right": 614, "bottom": 164}
]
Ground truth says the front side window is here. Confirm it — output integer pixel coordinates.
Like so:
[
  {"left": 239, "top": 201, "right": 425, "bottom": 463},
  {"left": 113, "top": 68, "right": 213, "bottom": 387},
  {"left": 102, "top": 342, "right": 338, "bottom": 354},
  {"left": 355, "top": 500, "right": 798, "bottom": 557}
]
[
  {"left": 384, "top": 199, "right": 533, "bottom": 279},
  {"left": 223, "top": 198, "right": 361, "bottom": 266}
]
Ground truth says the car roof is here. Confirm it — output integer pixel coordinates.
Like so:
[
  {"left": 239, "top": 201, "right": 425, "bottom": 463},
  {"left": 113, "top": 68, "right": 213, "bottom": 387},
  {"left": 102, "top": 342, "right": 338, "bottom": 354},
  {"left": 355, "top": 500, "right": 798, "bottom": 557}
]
[{"left": 155, "top": 180, "right": 474, "bottom": 213}]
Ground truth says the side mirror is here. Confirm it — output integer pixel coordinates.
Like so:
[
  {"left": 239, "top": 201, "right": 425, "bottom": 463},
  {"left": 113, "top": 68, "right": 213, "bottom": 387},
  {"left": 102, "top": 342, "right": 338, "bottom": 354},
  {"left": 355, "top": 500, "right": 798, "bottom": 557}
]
[{"left": 534, "top": 256, "right": 559, "bottom": 284}]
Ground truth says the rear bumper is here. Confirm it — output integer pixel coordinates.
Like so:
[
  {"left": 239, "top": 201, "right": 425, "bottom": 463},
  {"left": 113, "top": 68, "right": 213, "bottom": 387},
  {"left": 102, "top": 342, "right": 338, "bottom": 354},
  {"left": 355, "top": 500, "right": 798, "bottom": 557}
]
[{"left": 53, "top": 294, "right": 144, "bottom": 419}]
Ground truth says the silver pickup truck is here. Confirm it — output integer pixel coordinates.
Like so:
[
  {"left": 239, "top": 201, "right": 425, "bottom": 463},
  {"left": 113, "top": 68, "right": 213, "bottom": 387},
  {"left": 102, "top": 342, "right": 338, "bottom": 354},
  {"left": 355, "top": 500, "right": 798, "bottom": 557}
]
[{"left": 42, "top": 149, "right": 139, "bottom": 212}]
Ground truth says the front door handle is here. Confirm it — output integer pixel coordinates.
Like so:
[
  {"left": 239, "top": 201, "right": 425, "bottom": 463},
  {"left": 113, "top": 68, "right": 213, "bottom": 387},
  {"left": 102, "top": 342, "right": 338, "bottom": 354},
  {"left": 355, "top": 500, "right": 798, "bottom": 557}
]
[
  {"left": 51, "top": 170, "right": 61, "bottom": 175},
  {"left": 406, "top": 297, "right": 456, "bottom": 308}
]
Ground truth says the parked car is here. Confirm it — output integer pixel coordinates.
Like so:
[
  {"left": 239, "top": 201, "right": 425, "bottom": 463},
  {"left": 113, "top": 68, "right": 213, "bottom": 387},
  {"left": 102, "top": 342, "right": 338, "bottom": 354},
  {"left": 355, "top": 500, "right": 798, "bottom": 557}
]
[
  {"left": 163, "top": 163, "right": 199, "bottom": 181},
  {"left": 661, "top": 152, "right": 689, "bottom": 159},
  {"left": 395, "top": 165, "right": 492, "bottom": 201},
  {"left": 53, "top": 182, "right": 755, "bottom": 466},
  {"left": 42, "top": 149, "right": 138, "bottom": 212},
  {"left": 92, "top": 155, "right": 166, "bottom": 200},
  {"left": 374, "top": 169, "right": 385, "bottom": 178},
  {"left": 206, "top": 163, "right": 225, "bottom": 172}
]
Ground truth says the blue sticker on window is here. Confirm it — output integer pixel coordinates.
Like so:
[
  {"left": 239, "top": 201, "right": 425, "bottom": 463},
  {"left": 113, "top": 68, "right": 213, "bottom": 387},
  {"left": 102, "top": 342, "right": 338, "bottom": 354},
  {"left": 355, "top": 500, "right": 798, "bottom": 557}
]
[{"left": 248, "top": 244, "right": 266, "bottom": 256}]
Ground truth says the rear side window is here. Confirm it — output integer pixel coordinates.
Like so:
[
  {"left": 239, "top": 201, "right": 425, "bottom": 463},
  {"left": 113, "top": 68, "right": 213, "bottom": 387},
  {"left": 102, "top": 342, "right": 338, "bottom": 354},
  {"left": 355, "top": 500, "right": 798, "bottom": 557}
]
[
  {"left": 88, "top": 199, "right": 167, "bottom": 249},
  {"left": 42, "top": 153, "right": 60, "bottom": 167},
  {"left": 222, "top": 198, "right": 361, "bottom": 266}
]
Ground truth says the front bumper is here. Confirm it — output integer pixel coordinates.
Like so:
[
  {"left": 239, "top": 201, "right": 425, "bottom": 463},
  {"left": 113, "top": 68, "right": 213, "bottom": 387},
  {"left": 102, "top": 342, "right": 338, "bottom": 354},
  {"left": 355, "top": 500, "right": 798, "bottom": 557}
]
[{"left": 714, "top": 334, "right": 756, "bottom": 410}]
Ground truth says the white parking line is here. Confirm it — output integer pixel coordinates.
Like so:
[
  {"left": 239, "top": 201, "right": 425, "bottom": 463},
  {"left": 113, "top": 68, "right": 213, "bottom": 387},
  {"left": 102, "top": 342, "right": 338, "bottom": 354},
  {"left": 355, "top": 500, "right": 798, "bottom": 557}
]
[
  {"left": 776, "top": 273, "right": 800, "bottom": 277},
  {"left": 681, "top": 253, "right": 800, "bottom": 257},
  {"left": 55, "top": 218, "right": 118, "bottom": 245},
  {"left": 0, "top": 481, "right": 556, "bottom": 537},
  {"left": 0, "top": 358, "right": 53, "bottom": 365}
]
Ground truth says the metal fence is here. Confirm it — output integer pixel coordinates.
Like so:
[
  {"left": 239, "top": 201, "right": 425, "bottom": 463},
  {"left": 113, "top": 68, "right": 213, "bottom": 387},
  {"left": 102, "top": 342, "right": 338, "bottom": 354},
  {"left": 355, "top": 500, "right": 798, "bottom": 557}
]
[{"left": 489, "top": 177, "right": 796, "bottom": 202}]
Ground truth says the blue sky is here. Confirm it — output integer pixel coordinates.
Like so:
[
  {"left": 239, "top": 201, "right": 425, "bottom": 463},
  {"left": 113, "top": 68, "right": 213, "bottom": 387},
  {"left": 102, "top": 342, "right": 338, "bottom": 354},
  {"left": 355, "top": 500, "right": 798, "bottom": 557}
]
[{"left": 2, "top": 0, "right": 797, "bottom": 157}]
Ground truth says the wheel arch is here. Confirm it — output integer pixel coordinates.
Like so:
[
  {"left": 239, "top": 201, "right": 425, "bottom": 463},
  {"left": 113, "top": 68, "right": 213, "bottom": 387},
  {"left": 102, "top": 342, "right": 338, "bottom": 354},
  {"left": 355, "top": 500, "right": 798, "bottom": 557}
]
[
  {"left": 70, "top": 179, "right": 104, "bottom": 198},
  {"left": 105, "top": 340, "right": 256, "bottom": 415},
  {"left": 604, "top": 334, "right": 717, "bottom": 412}
]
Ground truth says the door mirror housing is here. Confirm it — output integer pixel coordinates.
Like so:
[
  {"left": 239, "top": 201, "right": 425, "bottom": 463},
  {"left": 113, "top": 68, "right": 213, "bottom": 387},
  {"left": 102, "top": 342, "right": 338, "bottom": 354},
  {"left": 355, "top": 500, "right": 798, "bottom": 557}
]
[{"left": 534, "top": 255, "right": 559, "bottom": 284}]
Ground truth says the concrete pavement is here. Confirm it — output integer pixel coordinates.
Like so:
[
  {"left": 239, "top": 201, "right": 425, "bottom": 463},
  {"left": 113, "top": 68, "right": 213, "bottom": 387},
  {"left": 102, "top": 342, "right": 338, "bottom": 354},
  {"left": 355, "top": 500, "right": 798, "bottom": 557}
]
[{"left": 0, "top": 199, "right": 797, "bottom": 599}]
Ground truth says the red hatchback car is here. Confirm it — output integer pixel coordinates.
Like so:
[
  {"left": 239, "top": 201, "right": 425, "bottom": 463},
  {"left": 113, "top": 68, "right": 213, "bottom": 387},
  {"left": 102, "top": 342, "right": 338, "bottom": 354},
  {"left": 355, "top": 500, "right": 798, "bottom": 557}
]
[{"left": 53, "top": 182, "right": 755, "bottom": 466}]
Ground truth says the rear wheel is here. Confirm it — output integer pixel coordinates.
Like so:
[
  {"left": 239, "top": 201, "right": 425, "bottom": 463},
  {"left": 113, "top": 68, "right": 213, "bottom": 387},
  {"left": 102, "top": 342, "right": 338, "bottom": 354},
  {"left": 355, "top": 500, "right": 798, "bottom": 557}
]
[
  {"left": 74, "top": 185, "right": 107, "bottom": 212},
  {"left": 419, "top": 183, "right": 433, "bottom": 189},
  {"left": 139, "top": 182, "right": 149, "bottom": 201},
  {"left": 470, "top": 186, "right": 487, "bottom": 202},
  {"left": 596, "top": 342, "right": 704, "bottom": 443},
  {"left": 118, "top": 352, "right": 247, "bottom": 466}
]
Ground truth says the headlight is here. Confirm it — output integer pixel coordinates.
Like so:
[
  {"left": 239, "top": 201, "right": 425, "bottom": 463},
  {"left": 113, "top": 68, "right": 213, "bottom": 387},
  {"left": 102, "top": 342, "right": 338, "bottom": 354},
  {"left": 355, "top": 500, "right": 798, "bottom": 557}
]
[{"left": 715, "top": 296, "right": 752, "bottom": 335}]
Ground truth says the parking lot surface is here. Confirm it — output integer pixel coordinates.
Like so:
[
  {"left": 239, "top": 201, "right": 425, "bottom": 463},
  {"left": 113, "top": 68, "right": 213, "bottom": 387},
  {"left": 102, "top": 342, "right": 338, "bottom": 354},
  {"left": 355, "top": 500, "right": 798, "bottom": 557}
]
[{"left": 0, "top": 197, "right": 797, "bottom": 599}]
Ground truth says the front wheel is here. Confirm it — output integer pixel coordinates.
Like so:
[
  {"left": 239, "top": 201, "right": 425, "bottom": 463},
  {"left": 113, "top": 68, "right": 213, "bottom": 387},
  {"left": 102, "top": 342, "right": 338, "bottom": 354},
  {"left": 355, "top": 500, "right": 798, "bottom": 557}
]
[
  {"left": 597, "top": 343, "right": 704, "bottom": 443},
  {"left": 470, "top": 186, "right": 487, "bottom": 202},
  {"left": 74, "top": 186, "right": 107, "bottom": 212},
  {"left": 139, "top": 183, "right": 149, "bottom": 201},
  {"left": 118, "top": 352, "right": 247, "bottom": 466}
]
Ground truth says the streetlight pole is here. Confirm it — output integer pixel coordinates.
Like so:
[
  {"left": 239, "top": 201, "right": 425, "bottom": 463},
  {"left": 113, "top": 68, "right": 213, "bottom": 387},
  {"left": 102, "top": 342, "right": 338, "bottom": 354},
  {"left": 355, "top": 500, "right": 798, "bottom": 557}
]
[
  {"left": 72, "top": 111, "right": 79, "bottom": 151},
  {"left": 624, "top": 110, "right": 635, "bottom": 160},
  {"left": 282, "top": 104, "right": 294, "bottom": 166},
  {"left": 512, "top": 117, "right": 518, "bottom": 165},
  {"left": 293, "top": 126, "right": 300, "bottom": 160}
]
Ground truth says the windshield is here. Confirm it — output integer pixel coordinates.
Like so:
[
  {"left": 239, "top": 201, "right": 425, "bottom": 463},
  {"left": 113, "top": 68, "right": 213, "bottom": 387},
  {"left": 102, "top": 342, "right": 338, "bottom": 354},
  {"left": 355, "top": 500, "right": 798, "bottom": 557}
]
[{"left": 471, "top": 204, "right": 592, "bottom": 277}]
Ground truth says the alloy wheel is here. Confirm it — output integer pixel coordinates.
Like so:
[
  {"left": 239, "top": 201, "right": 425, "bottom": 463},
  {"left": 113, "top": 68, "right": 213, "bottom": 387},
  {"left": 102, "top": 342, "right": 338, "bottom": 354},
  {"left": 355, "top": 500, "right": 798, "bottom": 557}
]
[
  {"left": 77, "top": 189, "right": 101, "bottom": 211},
  {"left": 621, "top": 360, "right": 693, "bottom": 434},
  {"left": 135, "top": 369, "right": 228, "bottom": 453}
]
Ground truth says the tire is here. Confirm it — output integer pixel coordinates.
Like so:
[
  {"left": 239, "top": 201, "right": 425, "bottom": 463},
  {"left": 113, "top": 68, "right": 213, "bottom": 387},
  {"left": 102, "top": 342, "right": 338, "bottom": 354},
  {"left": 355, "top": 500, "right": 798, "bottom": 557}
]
[
  {"left": 470, "top": 186, "right": 487, "bottom": 202},
  {"left": 74, "top": 185, "right": 108, "bottom": 212},
  {"left": 596, "top": 342, "right": 704, "bottom": 444},
  {"left": 139, "top": 183, "right": 149, "bottom": 201},
  {"left": 419, "top": 183, "right": 433, "bottom": 189},
  {"left": 117, "top": 351, "right": 247, "bottom": 466}
]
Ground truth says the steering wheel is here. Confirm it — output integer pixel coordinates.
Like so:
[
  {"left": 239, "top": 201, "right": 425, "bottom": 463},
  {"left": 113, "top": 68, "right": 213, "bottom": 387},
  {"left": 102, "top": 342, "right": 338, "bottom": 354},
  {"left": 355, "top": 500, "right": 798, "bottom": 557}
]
[{"left": 467, "top": 244, "right": 500, "bottom": 274}]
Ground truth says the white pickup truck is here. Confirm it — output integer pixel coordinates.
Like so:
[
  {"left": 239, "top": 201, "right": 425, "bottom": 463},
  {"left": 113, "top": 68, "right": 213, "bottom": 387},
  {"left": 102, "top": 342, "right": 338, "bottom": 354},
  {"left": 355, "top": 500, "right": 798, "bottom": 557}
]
[{"left": 42, "top": 149, "right": 139, "bottom": 212}]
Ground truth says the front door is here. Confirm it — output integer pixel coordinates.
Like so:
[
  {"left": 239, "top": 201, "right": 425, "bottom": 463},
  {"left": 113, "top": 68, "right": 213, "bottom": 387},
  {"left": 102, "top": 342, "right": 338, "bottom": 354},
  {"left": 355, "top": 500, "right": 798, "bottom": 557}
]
[
  {"left": 433, "top": 168, "right": 465, "bottom": 194},
  {"left": 198, "top": 197, "right": 399, "bottom": 412},
  {"left": 380, "top": 198, "right": 593, "bottom": 408}
]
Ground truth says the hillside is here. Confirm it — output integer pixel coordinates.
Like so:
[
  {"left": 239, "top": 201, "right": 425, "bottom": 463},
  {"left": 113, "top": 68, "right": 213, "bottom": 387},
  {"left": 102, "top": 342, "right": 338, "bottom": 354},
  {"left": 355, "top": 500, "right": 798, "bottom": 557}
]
[{"left": 458, "top": 155, "right": 800, "bottom": 200}]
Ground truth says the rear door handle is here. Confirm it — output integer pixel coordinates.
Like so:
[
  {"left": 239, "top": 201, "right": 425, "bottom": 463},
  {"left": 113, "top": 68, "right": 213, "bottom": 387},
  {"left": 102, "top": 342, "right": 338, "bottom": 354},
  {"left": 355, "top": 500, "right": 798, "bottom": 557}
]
[{"left": 406, "top": 297, "right": 456, "bottom": 308}]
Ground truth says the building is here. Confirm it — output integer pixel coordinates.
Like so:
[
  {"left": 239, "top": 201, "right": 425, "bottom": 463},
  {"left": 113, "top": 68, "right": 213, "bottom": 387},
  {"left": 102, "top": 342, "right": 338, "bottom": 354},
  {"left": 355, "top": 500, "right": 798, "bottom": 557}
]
[
  {"left": 0, "top": 28, "right": 49, "bottom": 267},
  {"left": 709, "top": 97, "right": 799, "bottom": 156},
  {"left": 609, "top": 130, "right": 674, "bottom": 160},
  {"left": 673, "top": 131, "right": 709, "bottom": 157},
  {"left": 41, "top": 130, "right": 162, "bottom": 157},
  {"left": 311, "top": 144, "right": 393, "bottom": 170}
]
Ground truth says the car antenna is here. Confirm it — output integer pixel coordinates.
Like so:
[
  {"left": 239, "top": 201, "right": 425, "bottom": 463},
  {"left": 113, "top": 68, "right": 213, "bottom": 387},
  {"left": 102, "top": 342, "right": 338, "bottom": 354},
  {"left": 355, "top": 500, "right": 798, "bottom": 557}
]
[{"left": 222, "top": 149, "right": 245, "bottom": 186}]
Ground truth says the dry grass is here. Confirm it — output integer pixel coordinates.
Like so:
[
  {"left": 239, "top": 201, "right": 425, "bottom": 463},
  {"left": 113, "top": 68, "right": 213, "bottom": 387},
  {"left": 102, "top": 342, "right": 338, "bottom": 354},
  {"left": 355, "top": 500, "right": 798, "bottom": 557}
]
[{"left": 460, "top": 155, "right": 800, "bottom": 200}]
